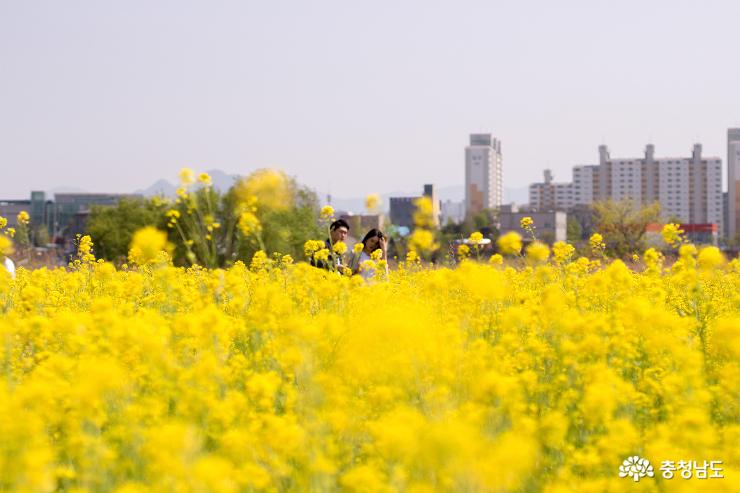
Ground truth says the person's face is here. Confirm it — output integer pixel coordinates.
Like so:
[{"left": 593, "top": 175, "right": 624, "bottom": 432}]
[
  {"left": 331, "top": 226, "right": 348, "bottom": 243},
  {"left": 365, "top": 235, "right": 380, "bottom": 251}
]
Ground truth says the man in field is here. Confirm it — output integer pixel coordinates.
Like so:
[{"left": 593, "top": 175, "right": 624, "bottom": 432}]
[{"left": 311, "top": 219, "right": 350, "bottom": 270}]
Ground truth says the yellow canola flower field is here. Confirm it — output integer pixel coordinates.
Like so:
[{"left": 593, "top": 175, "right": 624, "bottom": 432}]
[{"left": 0, "top": 256, "right": 739, "bottom": 493}]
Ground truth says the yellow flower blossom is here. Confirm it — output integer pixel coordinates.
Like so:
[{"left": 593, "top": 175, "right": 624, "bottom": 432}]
[
  {"left": 320, "top": 205, "right": 335, "bottom": 220},
  {"left": 238, "top": 211, "right": 262, "bottom": 236},
  {"left": 697, "top": 246, "right": 724, "bottom": 270},
  {"left": 365, "top": 193, "right": 381, "bottom": 213},
  {"left": 526, "top": 241, "right": 550, "bottom": 263},
  {"left": 497, "top": 231, "right": 522, "bottom": 255},
  {"left": 0, "top": 235, "right": 13, "bottom": 256},
  {"left": 457, "top": 244, "right": 471, "bottom": 259},
  {"left": 178, "top": 167, "right": 195, "bottom": 186},
  {"left": 234, "top": 169, "right": 293, "bottom": 211},
  {"left": 408, "top": 229, "right": 438, "bottom": 256},
  {"left": 128, "top": 226, "right": 171, "bottom": 265},
  {"left": 332, "top": 241, "right": 347, "bottom": 255},
  {"left": 589, "top": 233, "right": 606, "bottom": 255},
  {"left": 0, "top": 226, "right": 736, "bottom": 492},
  {"left": 552, "top": 241, "right": 575, "bottom": 264},
  {"left": 489, "top": 253, "right": 503, "bottom": 265},
  {"left": 17, "top": 210, "right": 30, "bottom": 226},
  {"left": 661, "top": 223, "right": 684, "bottom": 246}
]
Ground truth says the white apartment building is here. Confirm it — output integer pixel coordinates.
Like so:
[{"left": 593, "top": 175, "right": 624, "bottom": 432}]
[
  {"left": 728, "top": 129, "right": 740, "bottom": 240},
  {"left": 529, "top": 169, "right": 575, "bottom": 210},
  {"left": 465, "top": 134, "right": 503, "bottom": 216},
  {"left": 572, "top": 165, "right": 597, "bottom": 205},
  {"left": 528, "top": 144, "right": 722, "bottom": 231}
]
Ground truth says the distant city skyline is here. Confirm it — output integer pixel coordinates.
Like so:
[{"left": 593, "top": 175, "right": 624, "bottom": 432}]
[
  {"left": 528, "top": 142, "right": 723, "bottom": 232},
  {"left": 3, "top": 1, "right": 740, "bottom": 199}
]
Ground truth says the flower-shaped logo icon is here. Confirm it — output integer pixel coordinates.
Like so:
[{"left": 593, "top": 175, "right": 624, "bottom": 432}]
[{"left": 619, "top": 456, "right": 655, "bottom": 482}]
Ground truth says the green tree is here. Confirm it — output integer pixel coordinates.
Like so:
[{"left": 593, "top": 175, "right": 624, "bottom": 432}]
[
  {"left": 235, "top": 185, "right": 322, "bottom": 263},
  {"left": 86, "top": 198, "right": 167, "bottom": 262},
  {"left": 465, "top": 208, "right": 499, "bottom": 237},
  {"left": 566, "top": 216, "right": 582, "bottom": 243},
  {"left": 87, "top": 172, "right": 324, "bottom": 267},
  {"left": 592, "top": 198, "right": 661, "bottom": 257},
  {"left": 33, "top": 226, "right": 50, "bottom": 247},
  {"left": 166, "top": 172, "right": 323, "bottom": 267}
]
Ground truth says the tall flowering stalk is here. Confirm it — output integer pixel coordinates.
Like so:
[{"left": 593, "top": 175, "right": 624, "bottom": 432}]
[
  {"left": 408, "top": 197, "right": 439, "bottom": 262},
  {"left": 167, "top": 169, "right": 224, "bottom": 267}
]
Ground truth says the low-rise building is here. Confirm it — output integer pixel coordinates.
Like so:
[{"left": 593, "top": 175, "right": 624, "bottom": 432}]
[
  {"left": 497, "top": 204, "right": 567, "bottom": 244},
  {"left": 389, "top": 184, "right": 440, "bottom": 228},
  {"left": 645, "top": 223, "right": 719, "bottom": 247},
  {"left": 339, "top": 213, "right": 386, "bottom": 237}
]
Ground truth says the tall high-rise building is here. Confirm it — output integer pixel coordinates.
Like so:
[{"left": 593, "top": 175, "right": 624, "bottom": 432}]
[
  {"left": 728, "top": 129, "right": 740, "bottom": 240},
  {"left": 528, "top": 144, "right": 723, "bottom": 232},
  {"left": 465, "top": 134, "right": 502, "bottom": 216}
]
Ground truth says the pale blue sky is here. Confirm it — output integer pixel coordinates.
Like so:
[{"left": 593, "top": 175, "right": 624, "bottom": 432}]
[{"left": 2, "top": 0, "right": 740, "bottom": 200}]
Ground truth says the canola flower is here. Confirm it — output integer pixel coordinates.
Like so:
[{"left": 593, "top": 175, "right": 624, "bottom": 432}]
[
  {"left": 0, "top": 234, "right": 14, "bottom": 256},
  {"left": 165, "top": 209, "right": 181, "bottom": 228},
  {"left": 407, "top": 197, "right": 439, "bottom": 261},
  {"left": 412, "top": 196, "right": 435, "bottom": 230},
  {"left": 497, "top": 231, "right": 522, "bottom": 255},
  {"left": 552, "top": 241, "right": 575, "bottom": 265},
  {"left": 457, "top": 243, "right": 471, "bottom": 259},
  {"left": 644, "top": 247, "right": 664, "bottom": 273},
  {"left": 489, "top": 253, "right": 503, "bottom": 265},
  {"left": 233, "top": 169, "right": 293, "bottom": 212},
  {"left": 16, "top": 210, "right": 30, "bottom": 226},
  {"left": 320, "top": 205, "right": 335, "bottom": 221},
  {"left": 76, "top": 234, "right": 95, "bottom": 264},
  {"left": 365, "top": 193, "right": 381, "bottom": 213},
  {"left": 179, "top": 167, "right": 196, "bottom": 187},
  {"left": 237, "top": 211, "right": 262, "bottom": 237},
  {"left": 698, "top": 245, "right": 724, "bottom": 270},
  {"left": 408, "top": 228, "right": 438, "bottom": 257},
  {"left": 0, "top": 238, "right": 739, "bottom": 492},
  {"left": 662, "top": 222, "right": 685, "bottom": 247},
  {"left": 589, "top": 232, "right": 606, "bottom": 257},
  {"left": 304, "top": 239, "right": 325, "bottom": 258},
  {"left": 128, "top": 226, "right": 172, "bottom": 265},
  {"left": 525, "top": 240, "right": 550, "bottom": 263},
  {"left": 332, "top": 241, "right": 347, "bottom": 255},
  {"left": 520, "top": 216, "right": 536, "bottom": 240}
]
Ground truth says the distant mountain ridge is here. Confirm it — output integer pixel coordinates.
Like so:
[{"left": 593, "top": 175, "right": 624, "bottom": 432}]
[
  {"left": 47, "top": 170, "right": 530, "bottom": 209},
  {"left": 134, "top": 169, "right": 240, "bottom": 196}
]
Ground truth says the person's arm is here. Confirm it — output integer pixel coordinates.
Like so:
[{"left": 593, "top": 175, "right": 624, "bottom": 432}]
[{"left": 379, "top": 237, "right": 389, "bottom": 275}]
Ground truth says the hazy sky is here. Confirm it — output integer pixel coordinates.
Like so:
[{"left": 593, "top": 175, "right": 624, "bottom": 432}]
[{"left": 2, "top": 0, "right": 740, "bottom": 200}]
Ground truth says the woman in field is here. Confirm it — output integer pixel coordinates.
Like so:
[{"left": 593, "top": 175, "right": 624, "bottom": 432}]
[{"left": 352, "top": 228, "right": 389, "bottom": 280}]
